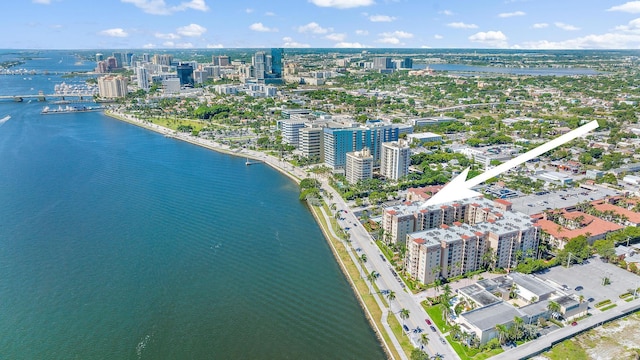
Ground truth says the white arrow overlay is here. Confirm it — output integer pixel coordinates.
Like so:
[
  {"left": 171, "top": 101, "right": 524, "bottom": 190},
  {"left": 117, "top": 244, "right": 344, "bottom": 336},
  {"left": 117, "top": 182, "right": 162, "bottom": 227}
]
[{"left": 424, "top": 120, "right": 599, "bottom": 206}]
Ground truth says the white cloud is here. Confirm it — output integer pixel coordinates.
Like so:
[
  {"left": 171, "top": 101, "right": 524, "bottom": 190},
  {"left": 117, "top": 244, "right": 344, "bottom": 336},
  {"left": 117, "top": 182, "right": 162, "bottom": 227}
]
[
  {"left": 245, "top": 8, "right": 254, "bottom": 13},
  {"left": 335, "top": 42, "right": 368, "bottom": 48},
  {"left": 309, "top": 0, "right": 375, "bottom": 9},
  {"left": 555, "top": 22, "right": 580, "bottom": 31},
  {"left": 468, "top": 30, "right": 508, "bottom": 47},
  {"left": 520, "top": 33, "right": 640, "bottom": 49},
  {"left": 377, "top": 31, "right": 412, "bottom": 45},
  {"left": 615, "top": 17, "right": 640, "bottom": 31},
  {"left": 369, "top": 14, "right": 396, "bottom": 22},
  {"left": 297, "top": 22, "right": 332, "bottom": 34},
  {"left": 121, "top": 0, "right": 209, "bottom": 15},
  {"left": 50, "top": 24, "right": 63, "bottom": 29},
  {"left": 380, "top": 30, "right": 413, "bottom": 38},
  {"left": 155, "top": 32, "right": 180, "bottom": 40},
  {"left": 282, "top": 37, "right": 311, "bottom": 48},
  {"left": 421, "top": 45, "right": 431, "bottom": 48},
  {"left": 355, "top": 29, "right": 369, "bottom": 35},
  {"left": 249, "top": 22, "right": 277, "bottom": 32},
  {"left": 176, "top": 23, "right": 207, "bottom": 37},
  {"left": 162, "top": 41, "right": 175, "bottom": 47},
  {"left": 434, "top": 34, "right": 443, "bottom": 39},
  {"left": 532, "top": 23, "right": 548, "bottom": 29},
  {"left": 608, "top": 1, "right": 640, "bottom": 13},
  {"left": 498, "top": 11, "right": 525, "bottom": 18},
  {"left": 206, "top": 43, "right": 224, "bottom": 48},
  {"left": 32, "top": 0, "right": 51, "bottom": 4},
  {"left": 265, "top": 11, "right": 276, "bottom": 16},
  {"left": 174, "top": 42, "right": 194, "bottom": 48},
  {"left": 143, "top": 43, "right": 156, "bottom": 49},
  {"left": 447, "top": 22, "right": 478, "bottom": 29},
  {"left": 326, "top": 33, "right": 347, "bottom": 41},
  {"left": 439, "top": 10, "right": 453, "bottom": 16},
  {"left": 99, "top": 28, "right": 129, "bottom": 37}
]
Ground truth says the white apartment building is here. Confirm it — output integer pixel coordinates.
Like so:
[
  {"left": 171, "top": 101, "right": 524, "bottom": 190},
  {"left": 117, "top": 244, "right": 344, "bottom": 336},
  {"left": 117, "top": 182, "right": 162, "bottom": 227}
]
[
  {"left": 346, "top": 148, "right": 373, "bottom": 184},
  {"left": 299, "top": 127, "right": 323, "bottom": 162},
  {"left": 380, "top": 139, "right": 411, "bottom": 180},
  {"left": 386, "top": 197, "right": 539, "bottom": 284},
  {"left": 97, "top": 75, "right": 128, "bottom": 98}
]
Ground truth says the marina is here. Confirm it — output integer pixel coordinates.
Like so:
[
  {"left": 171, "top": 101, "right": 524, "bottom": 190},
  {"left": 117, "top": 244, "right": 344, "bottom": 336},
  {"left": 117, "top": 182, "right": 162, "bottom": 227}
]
[{"left": 41, "top": 105, "right": 103, "bottom": 114}]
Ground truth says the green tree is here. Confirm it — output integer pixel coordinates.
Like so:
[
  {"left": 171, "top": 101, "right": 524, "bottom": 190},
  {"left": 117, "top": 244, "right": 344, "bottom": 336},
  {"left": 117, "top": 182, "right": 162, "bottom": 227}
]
[
  {"left": 399, "top": 308, "right": 410, "bottom": 329},
  {"left": 593, "top": 239, "right": 615, "bottom": 261},
  {"left": 386, "top": 290, "right": 396, "bottom": 310}
]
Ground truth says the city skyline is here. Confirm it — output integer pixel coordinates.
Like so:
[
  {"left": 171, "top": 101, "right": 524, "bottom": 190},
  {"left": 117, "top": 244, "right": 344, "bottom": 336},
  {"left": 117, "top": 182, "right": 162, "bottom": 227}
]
[{"left": 5, "top": 0, "right": 640, "bottom": 49}]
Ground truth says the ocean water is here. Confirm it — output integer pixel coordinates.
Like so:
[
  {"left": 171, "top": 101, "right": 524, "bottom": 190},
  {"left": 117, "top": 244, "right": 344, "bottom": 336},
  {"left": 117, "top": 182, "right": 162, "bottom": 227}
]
[{"left": 0, "top": 51, "right": 385, "bottom": 359}]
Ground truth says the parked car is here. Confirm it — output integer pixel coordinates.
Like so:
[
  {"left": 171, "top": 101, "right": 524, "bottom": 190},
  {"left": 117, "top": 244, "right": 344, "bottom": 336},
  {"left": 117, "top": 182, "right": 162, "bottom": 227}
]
[
  {"left": 403, "top": 324, "right": 409, "bottom": 332},
  {"left": 575, "top": 285, "right": 583, "bottom": 291},
  {"left": 571, "top": 321, "right": 578, "bottom": 326},
  {"left": 425, "top": 319, "right": 432, "bottom": 325},
  {"left": 430, "top": 326, "right": 436, "bottom": 332}
]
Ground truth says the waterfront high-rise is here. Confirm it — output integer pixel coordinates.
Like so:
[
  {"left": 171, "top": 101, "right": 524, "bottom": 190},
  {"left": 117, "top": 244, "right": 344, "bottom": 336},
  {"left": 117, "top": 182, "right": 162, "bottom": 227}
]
[
  {"left": 346, "top": 148, "right": 373, "bottom": 184},
  {"left": 136, "top": 67, "right": 149, "bottom": 91},
  {"left": 380, "top": 139, "right": 411, "bottom": 180},
  {"left": 97, "top": 75, "right": 129, "bottom": 98},
  {"left": 323, "top": 122, "right": 398, "bottom": 172}
]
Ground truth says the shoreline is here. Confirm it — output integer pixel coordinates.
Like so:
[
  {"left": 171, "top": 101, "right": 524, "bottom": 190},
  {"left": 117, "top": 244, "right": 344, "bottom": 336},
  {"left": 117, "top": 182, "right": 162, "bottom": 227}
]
[{"left": 103, "top": 110, "right": 397, "bottom": 359}]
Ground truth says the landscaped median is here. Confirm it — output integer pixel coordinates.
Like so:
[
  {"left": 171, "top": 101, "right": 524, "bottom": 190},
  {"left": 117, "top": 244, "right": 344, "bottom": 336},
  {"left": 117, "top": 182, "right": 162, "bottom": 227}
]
[{"left": 309, "top": 202, "right": 411, "bottom": 360}]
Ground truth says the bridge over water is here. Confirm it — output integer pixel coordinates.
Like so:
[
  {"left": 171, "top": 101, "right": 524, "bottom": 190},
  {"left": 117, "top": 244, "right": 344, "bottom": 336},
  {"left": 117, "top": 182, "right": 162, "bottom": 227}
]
[{"left": 0, "top": 93, "right": 96, "bottom": 102}]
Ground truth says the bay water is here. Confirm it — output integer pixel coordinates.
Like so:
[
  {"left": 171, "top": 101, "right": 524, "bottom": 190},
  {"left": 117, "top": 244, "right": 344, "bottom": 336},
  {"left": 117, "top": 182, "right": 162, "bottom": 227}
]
[{"left": 0, "top": 51, "right": 384, "bottom": 359}]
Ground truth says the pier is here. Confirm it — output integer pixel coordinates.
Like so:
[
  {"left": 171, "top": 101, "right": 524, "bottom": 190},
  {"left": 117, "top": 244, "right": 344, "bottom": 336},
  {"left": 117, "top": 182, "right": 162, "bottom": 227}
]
[{"left": 0, "top": 93, "right": 96, "bottom": 102}]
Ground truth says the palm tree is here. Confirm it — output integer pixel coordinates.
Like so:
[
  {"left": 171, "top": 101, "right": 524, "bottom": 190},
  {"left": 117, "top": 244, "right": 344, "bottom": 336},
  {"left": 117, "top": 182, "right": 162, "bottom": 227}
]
[
  {"left": 513, "top": 316, "right": 524, "bottom": 340},
  {"left": 419, "top": 333, "right": 430, "bottom": 348},
  {"left": 547, "top": 300, "right": 561, "bottom": 319},
  {"left": 386, "top": 290, "right": 396, "bottom": 310},
  {"left": 495, "top": 324, "right": 508, "bottom": 345},
  {"left": 367, "top": 271, "right": 379, "bottom": 294},
  {"left": 399, "top": 308, "right": 410, "bottom": 330},
  {"left": 360, "top": 254, "right": 367, "bottom": 263}
]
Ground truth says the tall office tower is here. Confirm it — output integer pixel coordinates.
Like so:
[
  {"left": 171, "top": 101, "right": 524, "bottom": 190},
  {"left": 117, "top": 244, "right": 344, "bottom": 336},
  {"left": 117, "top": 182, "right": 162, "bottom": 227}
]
[
  {"left": 401, "top": 57, "right": 413, "bottom": 69},
  {"left": 136, "top": 67, "right": 149, "bottom": 91},
  {"left": 95, "top": 61, "right": 109, "bottom": 73},
  {"left": 323, "top": 124, "right": 397, "bottom": 171},
  {"left": 142, "top": 53, "right": 150, "bottom": 62},
  {"left": 253, "top": 51, "right": 266, "bottom": 81},
  {"left": 212, "top": 55, "right": 219, "bottom": 66},
  {"left": 380, "top": 139, "right": 411, "bottom": 180},
  {"left": 345, "top": 148, "right": 373, "bottom": 184},
  {"left": 218, "top": 56, "right": 230, "bottom": 66},
  {"left": 152, "top": 54, "right": 173, "bottom": 66},
  {"left": 373, "top": 57, "right": 392, "bottom": 70},
  {"left": 112, "top": 52, "right": 124, "bottom": 68},
  {"left": 265, "top": 55, "right": 273, "bottom": 75},
  {"left": 270, "top": 48, "right": 283, "bottom": 78},
  {"left": 97, "top": 75, "right": 129, "bottom": 98},
  {"left": 95, "top": 53, "right": 104, "bottom": 62},
  {"left": 176, "top": 62, "right": 194, "bottom": 86},
  {"left": 125, "top": 52, "right": 134, "bottom": 66},
  {"left": 106, "top": 57, "right": 118, "bottom": 71}
]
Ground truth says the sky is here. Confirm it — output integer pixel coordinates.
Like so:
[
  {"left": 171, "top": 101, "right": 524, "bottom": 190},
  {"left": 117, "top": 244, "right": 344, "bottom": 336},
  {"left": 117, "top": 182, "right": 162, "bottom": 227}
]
[{"left": 5, "top": 0, "right": 640, "bottom": 49}]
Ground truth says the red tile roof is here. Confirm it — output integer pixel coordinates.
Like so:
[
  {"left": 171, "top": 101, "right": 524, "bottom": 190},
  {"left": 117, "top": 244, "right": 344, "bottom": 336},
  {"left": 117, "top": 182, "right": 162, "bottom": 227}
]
[{"left": 592, "top": 203, "right": 640, "bottom": 225}]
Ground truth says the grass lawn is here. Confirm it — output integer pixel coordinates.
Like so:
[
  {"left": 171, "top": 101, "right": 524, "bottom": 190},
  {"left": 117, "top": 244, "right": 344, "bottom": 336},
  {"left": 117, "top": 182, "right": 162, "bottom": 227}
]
[
  {"left": 445, "top": 335, "right": 503, "bottom": 360},
  {"left": 543, "top": 339, "right": 589, "bottom": 360},
  {"left": 147, "top": 116, "right": 206, "bottom": 132},
  {"left": 600, "top": 304, "right": 618, "bottom": 311},
  {"left": 422, "top": 303, "right": 451, "bottom": 333},
  {"left": 387, "top": 313, "right": 415, "bottom": 353}
]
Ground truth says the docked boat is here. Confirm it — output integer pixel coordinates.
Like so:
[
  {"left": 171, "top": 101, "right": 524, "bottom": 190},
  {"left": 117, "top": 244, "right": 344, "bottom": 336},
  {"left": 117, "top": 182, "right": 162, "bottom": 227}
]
[{"left": 41, "top": 105, "right": 103, "bottom": 114}]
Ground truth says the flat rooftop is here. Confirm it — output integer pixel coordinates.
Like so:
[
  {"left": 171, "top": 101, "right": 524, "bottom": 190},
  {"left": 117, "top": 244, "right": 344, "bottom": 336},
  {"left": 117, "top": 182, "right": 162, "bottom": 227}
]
[{"left": 460, "top": 301, "right": 523, "bottom": 331}]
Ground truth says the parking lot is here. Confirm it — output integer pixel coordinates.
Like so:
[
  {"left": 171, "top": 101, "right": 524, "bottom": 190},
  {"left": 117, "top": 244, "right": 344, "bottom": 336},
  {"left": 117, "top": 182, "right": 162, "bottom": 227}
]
[
  {"left": 533, "top": 256, "right": 640, "bottom": 309},
  {"left": 510, "top": 186, "right": 619, "bottom": 215}
]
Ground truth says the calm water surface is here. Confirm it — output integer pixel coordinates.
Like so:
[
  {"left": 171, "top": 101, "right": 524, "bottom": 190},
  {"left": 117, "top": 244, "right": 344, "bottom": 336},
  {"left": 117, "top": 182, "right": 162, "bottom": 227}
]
[{"left": 0, "top": 51, "right": 385, "bottom": 360}]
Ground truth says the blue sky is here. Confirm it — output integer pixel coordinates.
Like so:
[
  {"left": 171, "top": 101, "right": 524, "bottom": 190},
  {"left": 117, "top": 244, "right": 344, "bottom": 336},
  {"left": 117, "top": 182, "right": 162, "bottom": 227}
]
[{"left": 4, "top": 0, "right": 640, "bottom": 49}]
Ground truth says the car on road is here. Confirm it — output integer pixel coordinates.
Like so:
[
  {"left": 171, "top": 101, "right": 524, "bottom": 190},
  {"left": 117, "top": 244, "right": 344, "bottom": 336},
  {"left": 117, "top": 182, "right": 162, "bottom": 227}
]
[
  {"left": 403, "top": 324, "right": 409, "bottom": 332},
  {"left": 571, "top": 321, "right": 578, "bottom": 326},
  {"left": 440, "top": 337, "right": 446, "bottom": 344},
  {"left": 379, "top": 254, "right": 386, "bottom": 262},
  {"left": 425, "top": 319, "right": 432, "bottom": 325},
  {"left": 575, "top": 285, "right": 583, "bottom": 291},
  {"left": 588, "top": 297, "right": 595, "bottom": 302},
  {"left": 430, "top": 325, "right": 436, "bottom": 332}
]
